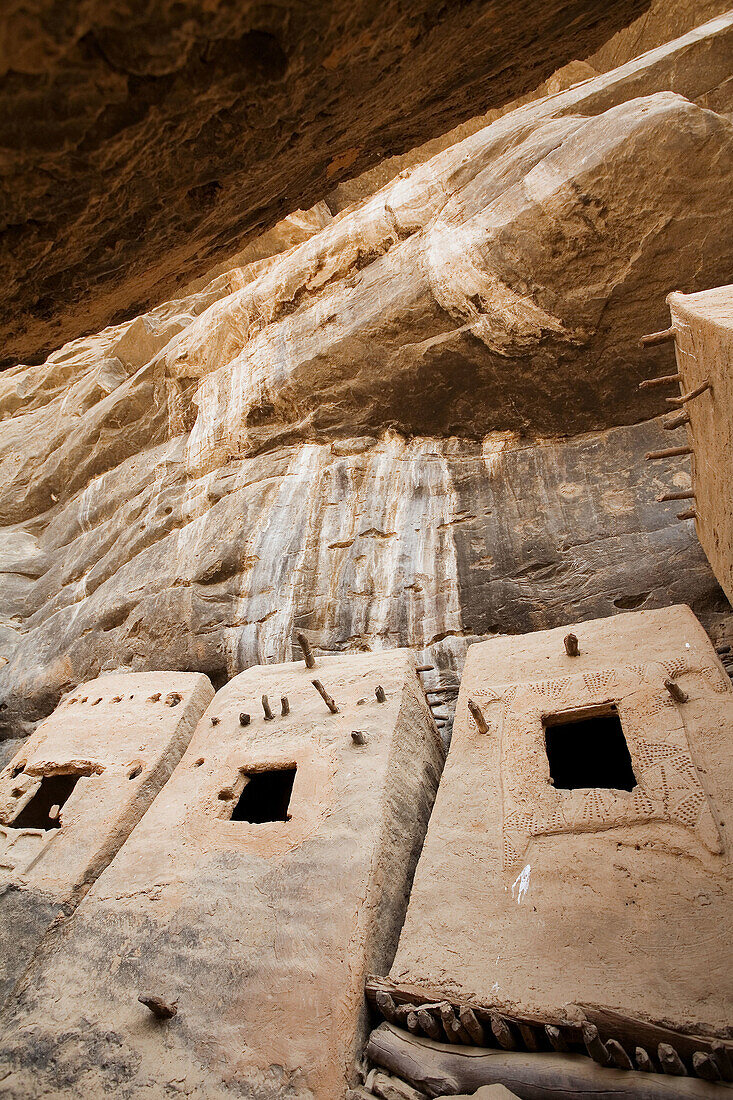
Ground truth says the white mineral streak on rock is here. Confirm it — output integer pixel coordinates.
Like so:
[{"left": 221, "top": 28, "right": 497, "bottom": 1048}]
[
  {"left": 512, "top": 864, "right": 532, "bottom": 903},
  {"left": 235, "top": 443, "right": 326, "bottom": 668},
  {"left": 224, "top": 434, "right": 464, "bottom": 676}
]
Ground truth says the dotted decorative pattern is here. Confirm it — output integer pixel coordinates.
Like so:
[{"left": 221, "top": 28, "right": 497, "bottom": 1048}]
[{"left": 497, "top": 661, "right": 723, "bottom": 869}]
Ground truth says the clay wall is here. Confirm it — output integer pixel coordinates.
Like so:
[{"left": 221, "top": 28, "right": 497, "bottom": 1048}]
[
  {"left": 0, "top": 672, "right": 213, "bottom": 1008},
  {"left": 0, "top": 650, "right": 443, "bottom": 1099},
  {"left": 390, "top": 606, "right": 733, "bottom": 1034}
]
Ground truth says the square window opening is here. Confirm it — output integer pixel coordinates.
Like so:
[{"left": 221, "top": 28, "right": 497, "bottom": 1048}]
[
  {"left": 543, "top": 705, "right": 637, "bottom": 791},
  {"left": 9, "top": 772, "right": 84, "bottom": 830},
  {"left": 231, "top": 766, "right": 296, "bottom": 823}
]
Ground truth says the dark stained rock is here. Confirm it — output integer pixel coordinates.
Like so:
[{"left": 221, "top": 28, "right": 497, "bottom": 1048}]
[{"left": 0, "top": 0, "right": 651, "bottom": 367}]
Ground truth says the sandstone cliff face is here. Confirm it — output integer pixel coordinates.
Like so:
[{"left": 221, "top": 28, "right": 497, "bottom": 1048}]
[
  {"left": 0, "top": 0, "right": 651, "bottom": 368},
  {"left": 1, "top": 14, "right": 732, "bottom": 741}
]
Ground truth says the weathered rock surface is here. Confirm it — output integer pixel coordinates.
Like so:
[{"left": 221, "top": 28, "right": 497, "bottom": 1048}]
[
  {"left": 1, "top": 14, "right": 732, "bottom": 742},
  {"left": 0, "top": 0, "right": 652, "bottom": 368}
]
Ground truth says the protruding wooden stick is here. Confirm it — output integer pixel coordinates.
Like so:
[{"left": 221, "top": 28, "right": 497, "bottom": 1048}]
[
  {"left": 416, "top": 664, "right": 434, "bottom": 673},
  {"left": 607, "top": 1039, "right": 634, "bottom": 1070},
  {"left": 639, "top": 327, "right": 676, "bottom": 348},
  {"left": 519, "top": 1022, "right": 542, "bottom": 1052},
  {"left": 406, "top": 1010, "right": 421, "bottom": 1035},
  {"left": 639, "top": 371, "right": 681, "bottom": 387},
  {"left": 646, "top": 445, "right": 693, "bottom": 460},
  {"left": 545, "top": 1025, "right": 569, "bottom": 1052},
  {"left": 656, "top": 489, "right": 694, "bottom": 502},
  {"left": 693, "top": 1052, "right": 721, "bottom": 1081},
  {"left": 312, "top": 680, "right": 339, "bottom": 713},
  {"left": 375, "top": 991, "right": 398, "bottom": 1023},
  {"left": 677, "top": 508, "right": 697, "bottom": 521},
  {"left": 659, "top": 1043, "right": 687, "bottom": 1076},
  {"left": 663, "top": 411, "right": 690, "bottom": 430},
  {"left": 467, "top": 699, "right": 488, "bottom": 734},
  {"left": 439, "top": 1003, "right": 470, "bottom": 1045},
  {"left": 417, "top": 1008, "right": 442, "bottom": 1041},
  {"left": 667, "top": 380, "right": 711, "bottom": 406},
  {"left": 139, "top": 993, "right": 177, "bottom": 1019},
  {"left": 239, "top": 712, "right": 250, "bottom": 726},
  {"left": 490, "top": 1012, "right": 517, "bottom": 1050},
  {"left": 296, "top": 632, "right": 316, "bottom": 669},
  {"left": 351, "top": 730, "right": 369, "bottom": 745},
  {"left": 458, "top": 1007, "right": 485, "bottom": 1045},
  {"left": 664, "top": 678, "right": 688, "bottom": 703},
  {"left": 711, "top": 1041, "right": 733, "bottom": 1080},
  {"left": 635, "top": 1047, "right": 655, "bottom": 1072},
  {"left": 281, "top": 696, "right": 289, "bottom": 716},
  {"left": 375, "top": 685, "right": 386, "bottom": 703},
  {"left": 261, "top": 695, "right": 274, "bottom": 720},
  {"left": 583, "top": 1023, "right": 612, "bottom": 1066},
  {"left": 564, "top": 633, "right": 580, "bottom": 657}
]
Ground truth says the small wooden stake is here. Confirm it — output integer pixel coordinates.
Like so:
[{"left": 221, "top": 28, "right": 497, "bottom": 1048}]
[
  {"left": 261, "top": 695, "right": 274, "bottom": 720},
  {"left": 518, "top": 1022, "right": 542, "bottom": 1052},
  {"left": 545, "top": 1025, "right": 569, "bottom": 1052},
  {"left": 375, "top": 991, "right": 398, "bottom": 1023},
  {"left": 664, "top": 678, "right": 688, "bottom": 703},
  {"left": 239, "top": 712, "right": 250, "bottom": 726},
  {"left": 490, "top": 1012, "right": 516, "bottom": 1051},
  {"left": 351, "top": 730, "right": 369, "bottom": 745},
  {"left": 667, "top": 379, "right": 711, "bottom": 406},
  {"left": 635, "top": 1047, "right": 655, "bottom": 1072},
  {"left": 656, "top": 489, "right": 694, "bottom": 502},
  {"left": 417, "top": 1008, "right": 442, "bottom": 1041},
  {"left": 607, "top": 1039, "right": 634, "bottom": 1070},
  {"left": 467, "top": 699, "right": 488, "bottom": 734},
  {"left": 693, "top": 1052, "right": 721, "bottom": 1081},
  {"left": 439, "top": 1003, "right": 470, "bottom": 1045},
  {"left": 658, "top": 1043, "right": 687, "bottom": 1076},
  {"left": 416, "top": 664, "right": 434, "bottom": 673},
  {"left": 677, "top": 508, "right": 697, "bottom": 521},
  {"left": 564, "top": 633, "right": 580, "bottom": 657},
  {"left": 639, "top": 372, "right": 681, "bottom": 387},
  {"left": 139, "top": 994, "right": 177, "bottom": 1020},
  {"left": 312, "top": 680, "right": 338, "bottom": 713},
  {"left": 281, "top": 696, "right": 290, "bottom": 717},
  {"left": 712, "top": 1042, "right": 733, "bottom": 1081},
  {"left": 646, "top": 445, "right": 693, "bottom": 460},
  {"left": 296, "top": 632, "right": 316, "bottom": 669},
  {"left": 663, "top": 411, "right": 690, "bottom": 430},
  {"left": 583, "top": 1023, "right": 612, "bottom": 1066},
  {"left": 639, "top": 327, "right": 676, "bottom": 347},
  {"left": 375, "top": 685, "right": 386, "bottom": 703},
  {"left": 458, "top": 1006, "right": 485, "bottom": 1045}
]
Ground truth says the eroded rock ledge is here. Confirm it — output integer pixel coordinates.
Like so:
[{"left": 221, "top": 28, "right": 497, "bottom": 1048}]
[{"left": 0, "top": 0, "right": 652, "bottom": 368}]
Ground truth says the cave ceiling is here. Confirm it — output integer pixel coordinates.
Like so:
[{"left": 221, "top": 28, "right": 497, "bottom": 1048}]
[{"left": 0, "top": 0, "right": 651, "bottom": 368}]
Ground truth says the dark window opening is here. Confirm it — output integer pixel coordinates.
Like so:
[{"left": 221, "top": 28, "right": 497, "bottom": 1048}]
[
  {"left": 9, "top": 773, "right": 83, "bottom": 830},
  {"left": 543, "top": 705, "right": 636, "bottom": 791},
  {"left": 230, "top": 767, "right": 296, "bottom": 823}
]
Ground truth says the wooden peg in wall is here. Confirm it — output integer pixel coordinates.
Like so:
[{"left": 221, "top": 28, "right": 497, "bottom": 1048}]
[
  {"left": 296, "top": 632, "right": 316, "bottom": 669},
  {"left": 564, "top": 633, "right": 580, "bottom": 657},
  {"left": 311, "top": 680, "right": 339, "bottom": 713},
  {"left": 467, "top": 699, "right": 489, "bottom": 734},
  {"left": 639, "top": 327, "right": 676, "bottom": 347}
]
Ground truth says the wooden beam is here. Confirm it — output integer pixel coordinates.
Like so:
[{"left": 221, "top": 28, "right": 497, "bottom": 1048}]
[
  {"left": 645, "top": 445, "right": 693, "bottom": 460},
  {"left": 366, "top": 1024, "right": 724, "bottom": 1099},
  {"left": 639, "top": 372, "right": 681, "bottom": 388},
  {"left": 666, "top": 380, "right": 711, "bottom": 407},
  {"left": 639, "top": 328, "right": 676, "bottom": 348}
]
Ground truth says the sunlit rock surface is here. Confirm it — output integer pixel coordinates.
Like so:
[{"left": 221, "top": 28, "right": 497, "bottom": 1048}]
[
  {"left": 1, "top": 13, "right": 732, "bottom": 739},
  {"left": 0, "top": 0, "right": 651, "bottom": 368}
]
